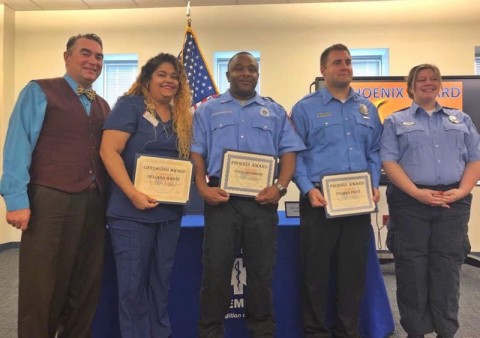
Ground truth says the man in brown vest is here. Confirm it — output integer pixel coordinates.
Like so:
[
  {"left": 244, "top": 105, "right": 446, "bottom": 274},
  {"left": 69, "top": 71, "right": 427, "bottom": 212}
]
[{"left": 0, "top": 33, "right": 110, "bottom": 338}]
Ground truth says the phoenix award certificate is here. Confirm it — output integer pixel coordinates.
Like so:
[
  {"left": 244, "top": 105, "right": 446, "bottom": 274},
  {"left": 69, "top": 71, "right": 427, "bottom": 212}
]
[
  {"left": 321, "top": 171, "right": 376, "bottom": 218},
  {"left": 220, "top": 149, "right": 277, "bottom": 197}
]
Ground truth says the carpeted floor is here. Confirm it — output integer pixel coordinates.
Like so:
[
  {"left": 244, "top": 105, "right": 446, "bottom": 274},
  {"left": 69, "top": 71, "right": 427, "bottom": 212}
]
[
  {"left": 381, "top": 261, "right": 480, "bottom": 337},
  {"left": 0, "top": 248, "right": 479, "bottom": 337}
]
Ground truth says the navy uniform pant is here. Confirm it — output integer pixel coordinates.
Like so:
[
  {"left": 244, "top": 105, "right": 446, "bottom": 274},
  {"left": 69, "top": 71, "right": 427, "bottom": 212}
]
[
  {"left": 109, "top": 217, "right": 182, "bottom": 338},
  {"left": 198, "top": 197, "right": 278, "bottom": 338},
  {"left": 299, "top": 193, "right": 371, "bottom": 338},
  {"left": 386, "top": 184, "right": 471, "bottom": 337}
]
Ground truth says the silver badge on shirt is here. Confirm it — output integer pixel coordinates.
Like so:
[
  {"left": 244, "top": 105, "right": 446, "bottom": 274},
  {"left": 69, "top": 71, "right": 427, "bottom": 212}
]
[
  {"left": 260, "top": 108, "right": 270, "bottom": 117},
  {"left": 448, "top": 115, "right": 459, "bottom": 124},
  {"left": 359, "top": 104, "right": 369, "bottom": 115}
]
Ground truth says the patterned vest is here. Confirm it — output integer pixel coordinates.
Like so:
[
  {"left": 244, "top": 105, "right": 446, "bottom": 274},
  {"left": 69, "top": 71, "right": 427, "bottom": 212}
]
[{"left": 29, "top": 78, "right": 110, "bottom": 193}]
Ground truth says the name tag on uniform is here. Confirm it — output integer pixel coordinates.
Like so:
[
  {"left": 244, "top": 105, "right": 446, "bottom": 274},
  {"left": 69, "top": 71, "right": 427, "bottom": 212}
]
[
  {"left": 317, "top": 112, "right": 332, "bottom": 118},
  {"left": 143, "top": 111, "right": 159, "bottom": 127},
  {"left": 402, "top": 121, "right": 415, "bottom": 126}
]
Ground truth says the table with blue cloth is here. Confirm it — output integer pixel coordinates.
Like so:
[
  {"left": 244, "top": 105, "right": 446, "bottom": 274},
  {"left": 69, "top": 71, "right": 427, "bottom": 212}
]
[{"left": 92, "top": 212, "right": 395, "bottom": 338}]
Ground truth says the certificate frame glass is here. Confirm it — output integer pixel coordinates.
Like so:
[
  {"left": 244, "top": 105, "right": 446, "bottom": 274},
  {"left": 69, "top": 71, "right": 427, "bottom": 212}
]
[
  {"left": 220, "top": 149, "right": 277, "bottom": 197},
  {"left": 284, "top": 201, "right": 300, "bottom": 218},
  {"left": 133, "top": 154, "right": 193, "bottom": 205},
  {"left": 321, "top": 171, "right": 376, "bottom": 218}
]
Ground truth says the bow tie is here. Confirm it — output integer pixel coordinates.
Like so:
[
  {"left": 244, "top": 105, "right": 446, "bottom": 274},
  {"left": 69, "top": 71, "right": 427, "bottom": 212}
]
[{"left": 76, "top": 86, "right": 96, "bottom": 101}]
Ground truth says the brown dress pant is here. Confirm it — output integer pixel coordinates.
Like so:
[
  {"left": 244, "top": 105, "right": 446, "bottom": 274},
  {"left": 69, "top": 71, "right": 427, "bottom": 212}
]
[{"left": 18, "top": 185, "right": 106, "bottom": 338}]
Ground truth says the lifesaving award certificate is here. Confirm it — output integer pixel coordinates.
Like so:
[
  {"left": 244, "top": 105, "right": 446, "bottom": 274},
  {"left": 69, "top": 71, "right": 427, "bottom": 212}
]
[
  {"left": 321, "top": 171, "right": 376, "bottom": 218},
  {"left": 133, "top": 154, "right": 193, "bottom": 204},
  {"left": 220, "top": 149, "right": 277, "bottom": 197}
]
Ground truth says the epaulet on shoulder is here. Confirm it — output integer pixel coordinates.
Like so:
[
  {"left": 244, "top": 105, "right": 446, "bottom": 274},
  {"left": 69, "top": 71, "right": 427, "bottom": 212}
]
[
  {"left": 262, "top": 96, "right": 276, "bottom": 103},
  {"left": 204, "top": 93, "right": 221, "bottom": 103},
  {"left": 442, "top": 106, "right": 460, "bottom": 113},
  {"left": 396, "top": 106, "right": 410, "bottom": 113},
  {"left": 291, "top": 92, "right": 316, "bottom": 106},
  {"left": 262, "top": 96, "right": 285, "bottom": 110},
  {"left": 302, "top": 92, "right": 316, "bottom": 100},
  {"left": 353, "top": 92, "right": 373, "bottom": 104}
]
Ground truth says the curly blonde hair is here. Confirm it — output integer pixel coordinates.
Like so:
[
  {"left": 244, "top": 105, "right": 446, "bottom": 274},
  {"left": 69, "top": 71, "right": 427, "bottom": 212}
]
[{"left": 125, "top": 53, "right": 192, "bottom": 159}]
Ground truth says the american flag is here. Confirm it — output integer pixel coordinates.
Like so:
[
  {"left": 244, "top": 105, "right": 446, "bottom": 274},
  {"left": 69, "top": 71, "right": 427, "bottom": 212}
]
[{"left": 180, "top": 26, "right": 219, "bottom": 109}]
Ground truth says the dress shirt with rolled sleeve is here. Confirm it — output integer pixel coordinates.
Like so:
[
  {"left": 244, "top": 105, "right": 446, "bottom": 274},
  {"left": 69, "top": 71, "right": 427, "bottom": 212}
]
[{"left": 0, "top": 74, "right": 93, "bottom": 211}]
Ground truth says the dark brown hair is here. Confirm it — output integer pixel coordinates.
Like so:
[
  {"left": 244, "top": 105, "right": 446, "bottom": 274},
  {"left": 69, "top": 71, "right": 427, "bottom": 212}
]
[{"left": 320, "top": 43, "right": 350, "bottom": 67}]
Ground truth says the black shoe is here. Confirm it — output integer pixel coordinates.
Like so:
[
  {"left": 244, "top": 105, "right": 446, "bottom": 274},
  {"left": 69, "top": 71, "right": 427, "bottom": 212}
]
[{"left": 407, "top": 335, "right": 424, "bottom": 338}]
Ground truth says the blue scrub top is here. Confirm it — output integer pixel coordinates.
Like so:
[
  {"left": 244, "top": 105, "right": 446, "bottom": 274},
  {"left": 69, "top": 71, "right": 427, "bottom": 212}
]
[{"left": 103, "top": 95, "right": 183, "bottom": 223}]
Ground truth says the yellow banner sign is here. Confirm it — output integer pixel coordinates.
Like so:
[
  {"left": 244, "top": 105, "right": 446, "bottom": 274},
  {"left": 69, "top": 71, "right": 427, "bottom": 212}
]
[{"left": 351, "top": 81, "right": 463, "bottom": 122}]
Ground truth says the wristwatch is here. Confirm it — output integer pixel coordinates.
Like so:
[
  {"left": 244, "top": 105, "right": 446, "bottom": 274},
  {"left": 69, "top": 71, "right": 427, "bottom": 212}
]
[{"left": 275, "top": 182, "right": 288, "bottom": 197}]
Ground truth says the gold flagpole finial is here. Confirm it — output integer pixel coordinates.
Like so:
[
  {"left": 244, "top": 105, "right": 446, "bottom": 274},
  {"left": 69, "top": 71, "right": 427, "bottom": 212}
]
[{"left": 186, "top": 1, "right": 192, "bottom": 27}]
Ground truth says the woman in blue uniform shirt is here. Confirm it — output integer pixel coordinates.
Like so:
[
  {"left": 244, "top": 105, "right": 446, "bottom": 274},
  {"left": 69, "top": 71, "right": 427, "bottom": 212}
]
[
  {"left": 380, "top": 64, "right": 480, "bottom": 338},
  {"left": 100, "top": 53, "right": 192, "bottom": 338}
]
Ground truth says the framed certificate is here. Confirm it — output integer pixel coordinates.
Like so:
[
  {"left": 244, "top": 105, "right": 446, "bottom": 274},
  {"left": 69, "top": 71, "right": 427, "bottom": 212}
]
[
  {"left": 220, "top": 149, "right": 277, "bottom": 197},
  {"left": 133, "top": 154, "right": 193, "bottom": 204},
  {"left": 321, "top": 171, "right": 376, "bottom": 218},
  {"left": 284, "top": 201, "right": 300, "bottom": 218}
]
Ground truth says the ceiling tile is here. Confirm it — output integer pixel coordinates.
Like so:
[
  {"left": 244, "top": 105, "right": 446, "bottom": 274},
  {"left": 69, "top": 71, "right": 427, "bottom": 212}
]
[
  {"left": 135, "top": 0, "right": 187, "bottom": 8},
  {"left": 238, "top": 0, "right": 287, "bottom": 4},
  {"left": 0, "top": 0, "right": 41, "bottom": 10},
  {"left": 83, "top": 0, "right": 139, "bottom": 9},
  {"left": 32, "top": 0, "right": 89, "bottom": 10},
  {"left": 0, "top": 0, "right": 398, "bottom": 11},
  {"left": 188, "top": 0, "right": 238, "bottom": 6}
]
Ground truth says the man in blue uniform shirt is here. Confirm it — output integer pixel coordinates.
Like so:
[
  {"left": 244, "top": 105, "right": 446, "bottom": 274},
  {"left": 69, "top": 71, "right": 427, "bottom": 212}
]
[
  {"left": 291, "top": 43, "right": 382, "bottom": 338},
  {"left": 191, "top": 51, "right": 305, "bottom": 338}
]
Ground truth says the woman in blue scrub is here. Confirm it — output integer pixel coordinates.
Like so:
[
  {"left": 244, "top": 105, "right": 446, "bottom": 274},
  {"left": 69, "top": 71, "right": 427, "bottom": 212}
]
[
  {"left": 380, "top": 64, "right": 480, "bottom": 338},
  {"left": 100, "top": 53, "right": 192, "bottom": 338}
]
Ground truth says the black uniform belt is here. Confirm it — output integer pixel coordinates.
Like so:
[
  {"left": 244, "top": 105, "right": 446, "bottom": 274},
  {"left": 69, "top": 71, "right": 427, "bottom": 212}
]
[
  {"left": 207, "top": 176, "right": 254, "bottom": 200},
  {"left": 416, "top": 182, "right": 459, "bottom": 191}
]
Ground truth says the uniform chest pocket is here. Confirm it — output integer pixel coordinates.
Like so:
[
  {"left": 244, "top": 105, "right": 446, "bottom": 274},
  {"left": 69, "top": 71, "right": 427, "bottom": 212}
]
[
  {"left": 311, "top": 118, "right": 342, "bottom": 144},
  {"left": 354, "top": 114, "right": 374, "bottom": 129},
  {"left": 210, "top": 114, "right": 236, "bottom": 132},
  {"left": 395, "top": 124, "right": 426, "bottom": 149},
  {"left": 252, "top": 117, "right": 274, "bottom": 135},
  {"left": 250, "top": 117, "right": 275, "bottom": 150},
  {"left": 354, "top": 114, "right": 375, "bottom": 140},
  {"left": 209, "top": 113, "right": 236, "bottom": 147},
  {"left": 442, "top": 120, "right": 469, "bottom": 150},
  {"left": 395, "top": 124, "right": 427, "bottom": 165}
]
